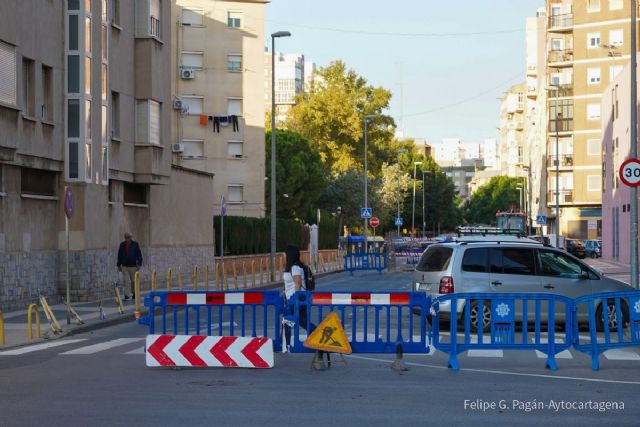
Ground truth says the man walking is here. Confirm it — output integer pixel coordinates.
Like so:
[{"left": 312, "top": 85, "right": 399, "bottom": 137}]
[{"left": 117, "top": 232, "right": 143, "bottom": 300}]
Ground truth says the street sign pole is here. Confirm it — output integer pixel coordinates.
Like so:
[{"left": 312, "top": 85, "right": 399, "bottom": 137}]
[
  {"left": 631, "top": 0, "right": 638, "bottom": 289},
  {"left": 63, "top": 186, "right": 74, "bottom": 325}
]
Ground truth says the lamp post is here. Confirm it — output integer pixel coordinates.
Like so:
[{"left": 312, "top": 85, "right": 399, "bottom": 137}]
[
  {"left": 411, "top": 161, "right": 422, "bottom": 239},
  {"left": 631, "top": 0, "right": 638, "bottom": 289},
  {"left": 555, "top": 112, "right": 561, "bottom": 248},
  {"left": 336, "top": 206, "right": 342, "bottom": 251},
  {"left": 270, "top": 30, "right": 290, "bottom": 281},
  {"left": 363, "top": 115, "right": 376, "bottom": 253},
  {"left": 421, "top": 170, "right": 428, "bottom": 238},
  {"left": 396, "top": 149, "right": 406, "bottom": 238}
]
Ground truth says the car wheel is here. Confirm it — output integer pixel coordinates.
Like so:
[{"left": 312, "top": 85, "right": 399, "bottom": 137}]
[
  {"left": 468, "top": 300, "right": 491, "bottom": 333},
  {"left": 595, "top": 299, "right": 628, "bottom": 332}
]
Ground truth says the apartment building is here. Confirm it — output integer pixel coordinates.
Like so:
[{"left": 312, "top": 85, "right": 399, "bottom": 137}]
[
  {"left": 172, "top": 0, "right": 269, "bottom": 218},
  {"left": 264, "top": 52, "right": 304, "bottom": 123},
  {"left": 497, "top": 83, "right": 526, "bottom": 177},
  {"left": 0, "top": 0, "right": 215, "bottom": 311},
  {"left": 544, "top": 0, "right": 629, "bottom": 239}
]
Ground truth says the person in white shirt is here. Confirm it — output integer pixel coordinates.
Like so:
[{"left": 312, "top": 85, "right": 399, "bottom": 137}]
[{"left": 283, "top": 245, "right": 316, "bottom": 348}]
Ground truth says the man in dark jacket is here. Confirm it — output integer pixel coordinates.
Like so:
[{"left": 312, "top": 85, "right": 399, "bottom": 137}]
[{"left": 117, "top": 232, "right": 143, "bottom": 300}]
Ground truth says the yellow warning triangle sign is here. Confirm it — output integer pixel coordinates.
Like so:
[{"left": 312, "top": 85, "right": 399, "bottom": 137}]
[{"left": 304, "top": 312, "right": 352, "bottom": 354}]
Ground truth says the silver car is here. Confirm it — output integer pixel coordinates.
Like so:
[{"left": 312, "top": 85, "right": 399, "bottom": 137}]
[{"left": 413, "top": 239, "right": 633, "bottom": 332}]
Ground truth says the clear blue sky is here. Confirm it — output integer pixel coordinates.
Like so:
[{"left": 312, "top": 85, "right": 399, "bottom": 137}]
[{"left": 265, "top": 0, "right": 545, "bottom": 145}]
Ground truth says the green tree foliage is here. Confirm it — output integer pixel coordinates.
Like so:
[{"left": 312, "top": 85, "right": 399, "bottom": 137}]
[
  {"left": 462, "top": 176, "right": 523, "bottom": 225},
  {"left": 265, "top": 129, "right": 325, "bottom": 219},
  {"left": 285, "top": 60, "right": 395, "bottom": 175},
  {"left": 376, "top": 162, "right": 411, "bottom": 229}
]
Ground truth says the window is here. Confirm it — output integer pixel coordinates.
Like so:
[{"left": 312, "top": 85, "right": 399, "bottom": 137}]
[
  {"left": 588, "top": 175, "right": 601, "bottom": 192},
  {"left": 182, "top": 139, "right": 204, "bottom": 158},
  {"left": 85, "top": 16, "right": 92, "bottom": 52},
  {"left": 588, "top": 0, "right": 600, "bottom": 12},
  {"left": 490, "top": 248, "right": 535, "bottom": 275},
  {"left": 101, "top": 25, "right": 108, "bottom": 62},
  {"left": 101, "top": 105, "right": 107, "bottom": 143},
  {"left": 150, "top": 0, "right": 161, "bottom": 38},
  {"left": 609, "top": 29, "right": 623, "bottom": 46},
  {"left": 587, "top": 139, "right": 601, "bottom": 156},
  {"left": 587, "top": 104, "right": 601, "bottom": 120},
  {"left": 417, "top": 246, "right": 453, "bottom": 272},
  {"left": 68, "top": 99, "right": 80, "bottom": 137},
  {"left": 551, "top": 38, "right": 563, "bottom": 51},
  {"left": 111, "top": 91, "right": 119, "bottom": 138},
  {"left": 610, "top": 65, "right": 623, "bottom": 82},
  {"left": 68, "top": 14, "right": 79, "bottom": 50},
  {"left": 85, "top": 56, "right": 91, "bottom": 95},
  {"left": 101, "top": 63, "right": 107, "bottom": 101},
  {"left": 85, "top": 99, "right": 91, "bottom": 138},
  {"left": 102, "top": 0, "right": 108, "bottom": 21},
  {"left": 610, "top": 0, "right": 623, "bottom": 10},
  {"left": 182, "top": 8, "right": 203, "bottom": 26},
  {"left": 101, "top": 145, "right": 108, "bottom": 183},
  {"left": 21, "top": 57, "right": 35, "bottom": 117},
  {"left": 111, "top": 0, "right": 120, "bottom": 26},
  {"left": 181, "top": 52, "right": 203, "bottom": 69},
  {"left": 123, "top": 182, "right": 147, "bottom": 205},
  {"left": 21, "top": 168, "right": 57, "bottom": 196},
  {"left": 587, "top": 32, "right": 601, "bottom": 48},
  {"left": 68, "top": 141, "right": 79, "bottom": 179},
  {"left": 227, "top": 98, "right": 242, "bottom": 116},
  {"left": 136, "top": 100, "right": 160, "bottom": 144},
  {"left": 587, "top": 67, "right": 601, "bottom": 84},
  {"left": 68, "top": 55, "right": 80, "bottom": 93},
  {"left": 227, "top": 54, "right": 242, "bottom": 72},
  {"left": 85, "top": 0, "right": 91, "bottom": 13},
  {"left": 227, "top": 11, "right": 242, "bottom": 28},
  {"left": 227, "top": 185, "right": 243, "bottom": 203},
  {"left": 228, "top": 141, "right": 243, "bottom": 158},
  {"left": 539, "top": 250, "right": 594, "bottom": 279},
  {"left": 149, "top": 100, "right": 160, "bottom": 145},
  {"left": 68, "top": 0, "right": 79, "bottom": 11},
  {"left": 461, "top": 248, "right": 487, "bottom": 273},
  {"left": 41, "top": 65, "right": 53, "bottom": 121},
  {"left": 182, "top": 96, "right": 203, "bottom": 115},
  {"left": 85, "top": 142, "right": 92, "bottom": 180}
]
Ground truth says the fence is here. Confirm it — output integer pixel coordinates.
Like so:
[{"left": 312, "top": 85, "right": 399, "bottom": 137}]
[
  {"left": 286, "top": 291, "right": 430, "bottom": 354},
  {"left": 431, "top": 293, "right": 574, "bottom": 371},
  {"left": 343, "top": 253, "right": 388, "bottom": 275}
]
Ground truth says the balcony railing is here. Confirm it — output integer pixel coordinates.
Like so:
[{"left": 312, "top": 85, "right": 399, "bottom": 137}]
[
  {"left": 548, "top": 84, "right": 573, "bottom": 98},
  {"left": 549, "top": 13, "right": 573, "bottom": 30},
  {"left": 547, "top": 154, "right": 573, "bottom": 168},
  {"left": 548, "top": 49, "right": 573, "bottom": 64},
  {"left": 547, "top": 189, "right": 573, "bottom": 204},
  {"left": 150, "top": 16, "right": 161, "bottom": 38},
  {"left": 548, "top": 117, "right": 573, "bottom": 133}
]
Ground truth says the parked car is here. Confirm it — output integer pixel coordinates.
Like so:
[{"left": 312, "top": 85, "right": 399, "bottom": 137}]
[
  {"left": 413, "top": 239, "right": 633, "bottom": 332},
  {"left": 583, "top": 239, "right": 601, "bottom": 258},
  {"left": 565, "top": 239, "right": 586, "bottom": 259}
]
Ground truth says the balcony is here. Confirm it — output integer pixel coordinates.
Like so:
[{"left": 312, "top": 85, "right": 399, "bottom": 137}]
[
  {"left": 547, "top": 189, "right": 573, "bottom": 205},
  {"left": 134, "top": 144, "right": 170, "bottom": 185},
  {"left": 548, "top": 117, "right": 573, "bottom": 133},
  {"left": 548, "top": 49, "right": 573, "bottom": 65},
  {"left": 548, "top": 13, "right": 573, "bottom": 31},
  {"left": 548, "top": 84, "right": 573, "bottom": 98},
  {"left": 547, "top": 154, "right": 573, "bottom": 168}
]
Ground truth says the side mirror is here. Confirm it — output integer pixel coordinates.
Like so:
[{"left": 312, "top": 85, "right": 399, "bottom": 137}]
[{"left": 579, "top": 270, "right": 589, "bottom": 280}]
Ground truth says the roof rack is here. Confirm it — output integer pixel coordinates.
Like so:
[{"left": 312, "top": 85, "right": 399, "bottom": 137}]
[{"left": 456, "top": 226, "right": 526, "bottom": 238}]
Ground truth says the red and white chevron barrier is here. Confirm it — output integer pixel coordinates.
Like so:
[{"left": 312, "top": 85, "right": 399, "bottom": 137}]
[
  {"left": 146, "top": 335, "right": 274, "bottom": 368},
  {"left": 166, "top": 292, "right": 264, "bottom": 305},
  {"left": 312, "top": 292, "right": 410, "bottom": 306}
]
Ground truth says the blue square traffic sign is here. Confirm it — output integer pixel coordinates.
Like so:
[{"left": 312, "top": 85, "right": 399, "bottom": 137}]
[
  {"left": 395, "top": 217, "right": 403, "bottom": 226},
  {"left": 536, "top": 215, "right": 547, "bottom": 225},
  {"left": 360, "top": 208, "right": 372, "bottom": 218}
]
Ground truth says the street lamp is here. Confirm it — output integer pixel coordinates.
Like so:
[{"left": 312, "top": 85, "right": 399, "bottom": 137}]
[
  {"left": 421, "top": 170, "right": 429, "bottom": 238},
  {"left": 411, "top": 161, "right": 422, "bottom": 239},
  {"left": 396, "top": 148, "right": 406, "bottom": 238},
  {"left": 363, "top": 114, "right": 376, "bottom": 253},
  {"left": 555, "top": 111, "right": 561, "bottom": 248},
  {"left": 336, "top": 206, "right": 342, "bottom": 251},
  {"left": 270, "top": 30, "right": 291, "bottom": 281}
]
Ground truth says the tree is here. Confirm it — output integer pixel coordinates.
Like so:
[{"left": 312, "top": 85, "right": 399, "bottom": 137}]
[
  {"left": 462, "top": 176, "right": 523, "bottom": 225},
  {"left": 265, "top": 130, "right": 325, "bottom": 219},
  {"left": 376, "top": 162, "right": 411, "bottom": 230},
  {"left": 285, "top": 60, "right": 395, "bottom": 175}
]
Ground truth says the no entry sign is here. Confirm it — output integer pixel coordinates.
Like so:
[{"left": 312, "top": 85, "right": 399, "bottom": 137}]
[
  {"left": 370, "top": 217, "right": 380, "bottom": 228},
  {"left": 619, "top": 158, "right": 640, "bottom": 187}
]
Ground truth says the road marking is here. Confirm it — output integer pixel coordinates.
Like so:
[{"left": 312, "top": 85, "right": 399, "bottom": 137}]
[
  {"left": 125, "top": 346, "right": 146, "bottom": 354},
  {"left": 0, "top": 339, "right": 87, "bottom": 355},
  {"left": 467, "top": 350, "right": 504, "bottom": 357},
  {"left": 60, "top": 338, "right": 143, "bottom": 355},
  {"left": 347, "top": 355, "right": 640, "bottom": 385},
  {"left": 603, "top": 349, "right": 640, "bottom": 360}
]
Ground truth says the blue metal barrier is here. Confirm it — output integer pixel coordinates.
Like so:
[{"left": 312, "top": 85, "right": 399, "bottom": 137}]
[
  {"left": 343, "top": 253, "right": 388, "bottom": 275},
  {"left": 431, "top": 293, "right": 574, "bottom": 371},
  {"left": 287, "top": 291, "right": 431, "bottom": 354},
  {"left": 573, "top": 290, "right": 640, "bottom": 371},
  {"left": 138, "top": 290, "right": 285, "bottom": 351}
]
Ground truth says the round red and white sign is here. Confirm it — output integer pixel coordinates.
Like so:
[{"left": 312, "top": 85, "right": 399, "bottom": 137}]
[
  {"left": 369, "top": 217, "right": 380, "bottom": 228},
  {"left": 619, "top": 158, "right": 640, "bottom": 187}
]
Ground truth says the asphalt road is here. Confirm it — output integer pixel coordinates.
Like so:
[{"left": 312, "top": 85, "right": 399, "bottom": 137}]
[{"left": 1, "top": 270, "right": 639, "bottom": 426}]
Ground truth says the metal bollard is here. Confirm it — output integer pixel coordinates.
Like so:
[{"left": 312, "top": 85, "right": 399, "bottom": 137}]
[
  {"left": 242, "top": 262, "right": 247, "bottom": 289},
  {"left": 251, "top": 260, "right": 256, "bottom": 288},
  {"left": 233, "top": 262, "right": 239, "bottom": 290},
  {"left": 134, "top": 271, "right": 141, "bottom": 319},
  {"left": 0, "top": 309, "right": 5, "bottom": 345},
  {"left": 259, "top": 258, "right": 264, "bottom": 285},
  {"left": 27, "top": 303, "right": 41, "bottom": 340},
  {"left": 151, "top": 270, "right": 157, "bottom": 291},
  {"left": 205, "top": 265, "right": 210, "bottom": 291},
  {"left": 192, "top": 265, "right": 199, "bottom": 290},
  {"left": 166, "top": 269, "right": 173, "bottom": 290}
]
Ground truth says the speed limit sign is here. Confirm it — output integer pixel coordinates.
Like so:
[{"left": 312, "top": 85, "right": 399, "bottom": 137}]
[{"left": 619, "top": 158, "right": 640, "bottom": 187}]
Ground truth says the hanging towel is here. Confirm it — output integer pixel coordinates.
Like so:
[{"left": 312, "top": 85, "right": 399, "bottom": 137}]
[{"left": 199, "top": 115, "right": 208, "bottom": 126}]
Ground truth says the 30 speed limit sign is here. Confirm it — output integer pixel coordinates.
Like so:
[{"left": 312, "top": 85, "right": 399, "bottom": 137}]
[{"left": 619, "top": 158, "right": 640, "bottom": 187}]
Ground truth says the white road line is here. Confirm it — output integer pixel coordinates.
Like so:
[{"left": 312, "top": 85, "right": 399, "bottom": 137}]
[
  {"left": 125, "top": 346, "right": 146, "bottom": 355},
  {"left": 60, "top": 338, "right": 143, "bottom": 355},
  {"left": 603, "top": 349, "right": 640, "bottom": 360},
  {"left": 0, "top": 339, "right": 87, "bottom": 355},
  {"left": 467, "top": 350, "right": 504, "bottom": 357}
]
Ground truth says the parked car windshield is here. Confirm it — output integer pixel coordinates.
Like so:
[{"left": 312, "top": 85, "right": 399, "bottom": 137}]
[{"left": 417, "top": 246, "right": 453, "bottom": 272}]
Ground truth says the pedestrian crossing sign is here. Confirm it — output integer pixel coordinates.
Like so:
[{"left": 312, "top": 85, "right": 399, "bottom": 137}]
[
  {"left": 303, "top": 312, "right": 352, "bottom": 354},
  {"left": 360, "top": 207, "right": 372, "bottom": 218},
  {"left": 395, "top": 217, "right": 403, "bottom": 226}
]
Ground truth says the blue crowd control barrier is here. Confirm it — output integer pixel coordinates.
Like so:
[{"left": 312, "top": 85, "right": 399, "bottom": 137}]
[
  {"left": 139, "top": 290, "right": 285, "bottom": 350},
  {"left": 287, "top": 291, "right": 431, "bottom": 354},
  {"left": 343, "top": 253, "right": 388, "bottom": 275},
  {"left": 431, "top": 293, "right": 574, "bottom": 371},
  {"left": 573, "top": 290, "right": 640, "bottom": 371}
]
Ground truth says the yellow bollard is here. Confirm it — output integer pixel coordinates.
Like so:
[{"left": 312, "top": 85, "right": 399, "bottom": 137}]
[
  {"left": 27, "top": 303, "right": 41, "bottom": 340},
  {"left": 134, "top": 271, "right": 141, "bottom": 319},
  {"left": 251, "top": 260, "right": 256, "bottom": 288},
  {"left": 205, "top": 265, "right": 210, "bottom": 291},
  {"left": 278, "top": 256, "right": 284, "bottom": 280},
  {"left": 192, "top": 265, "right": 199, "bottom": 290},
  {"left": 242, "top": 262, "right": 247, "bottom": 289},
  {"left": 178, "top": 269, "right": 183, "bottom": 290},
  {"left": 166, "top": 269, "right": 173, "bottom": 290},
  {"left": 233, "top": 262, "right": 239, "bottom": 290},
  {"left": 215, "top": 263, "right": 221, "bottom": 291},
  {"left": 224, "top": 263, "right": 229, "bottom": 291},
  {"left": 259, "top": 258, "right": 264, "bottom": 286},
  {"left": 151, "top": 270, "right": 157, "bottom": 291},
  {"left": 0, "top": 309, "right": 5, "bottom": 345}
]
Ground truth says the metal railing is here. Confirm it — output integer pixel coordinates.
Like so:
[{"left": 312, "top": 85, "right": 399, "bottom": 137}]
[
  {"left": 548, "top": 84, "right": 573, "bottom": 98},
  {"left": 547, "top": 189, "right": 574, "bottom": 204},
  {"left": 548, "top": 154, "right": 574, "bottom": 167},
  {"left": 549, "top": 13, "right": 573, "bottom": 29},
  {"left": 548, "top": 49, "right": 573, "bottom": 64},
  {"left": 548, "top": 117, "right": 573, "bottom": 133}
]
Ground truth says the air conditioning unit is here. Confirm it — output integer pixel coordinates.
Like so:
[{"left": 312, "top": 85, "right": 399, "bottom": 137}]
[
  {"left": 173, "top": 99, "right": 183, "bottom": 110},
  {"left": 181, "top": 68, "right": 195, "bottom": 79},
  {"left": 172, "top": 143, "right": 185, "bottom": 153}
]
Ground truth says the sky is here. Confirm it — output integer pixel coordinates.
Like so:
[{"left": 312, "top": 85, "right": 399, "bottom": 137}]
[{"left": 265, "top": 0, "right": 545, "bottom": 145}]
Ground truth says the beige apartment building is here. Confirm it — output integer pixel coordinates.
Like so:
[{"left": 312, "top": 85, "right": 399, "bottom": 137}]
[
  {"left": 171, "top": 0, "right": 269, "bottom": 218},
  {"left": 0, "top": 0, "right": 216, "bottom": 311},
  {"left": 497, "top": 83, "right": 527, "bottom": 178},
  {"left": 544, "top": 0, "right": 630, "bottom": 239}
]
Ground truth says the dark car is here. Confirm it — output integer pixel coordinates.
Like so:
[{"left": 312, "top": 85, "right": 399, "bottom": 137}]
[
  {"left": 565, "top": 239, "right": 586, "bottom": 258},
  {"left": 583, "top": 239, "right": 601, "bottom": 258}
]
